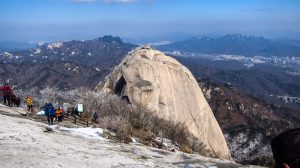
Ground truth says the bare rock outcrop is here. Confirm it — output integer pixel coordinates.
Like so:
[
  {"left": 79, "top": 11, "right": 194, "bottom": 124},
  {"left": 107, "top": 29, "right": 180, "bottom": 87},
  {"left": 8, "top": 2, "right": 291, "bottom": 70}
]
[{"left": 96, "top": 46, "right": 231, "bottom": 159}]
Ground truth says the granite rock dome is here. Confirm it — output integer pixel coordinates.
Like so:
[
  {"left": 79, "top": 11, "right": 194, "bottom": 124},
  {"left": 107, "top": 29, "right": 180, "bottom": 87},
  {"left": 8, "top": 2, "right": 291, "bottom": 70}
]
[{"left": 96, "top": 46, "right": 231, "bottom": 159}]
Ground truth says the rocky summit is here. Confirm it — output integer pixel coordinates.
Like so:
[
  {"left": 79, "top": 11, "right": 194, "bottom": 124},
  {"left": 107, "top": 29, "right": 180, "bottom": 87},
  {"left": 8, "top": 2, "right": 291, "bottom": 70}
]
[{"left": 96, "top": 46, "right": 231, "bottom": 160}]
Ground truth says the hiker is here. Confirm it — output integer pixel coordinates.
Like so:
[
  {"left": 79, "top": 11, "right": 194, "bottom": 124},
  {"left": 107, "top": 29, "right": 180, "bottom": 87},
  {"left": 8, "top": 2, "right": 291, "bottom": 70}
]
[
  {"left": 74, "top": 107, "right": 80, "bottom": 116},
  {"left": 11, "top": 94, "right": 21, "bottom": 107},
  {"left": 44, "top": 102, "right": 55, "bottom": 125},
  {"left": 55, "top": 107, "right": 64, "bottom": 123},
  {"left": 92, "top": 111, "right": 99, "bottom": 123},
  {"left": 0, "top": 83, "right": 13, "bottom": 107},
  {"left": 271, "top": 128, "right": 300, "bottom": 168},
  {"left": 25, "top": 96, "right": 33, "bottom": 113}
]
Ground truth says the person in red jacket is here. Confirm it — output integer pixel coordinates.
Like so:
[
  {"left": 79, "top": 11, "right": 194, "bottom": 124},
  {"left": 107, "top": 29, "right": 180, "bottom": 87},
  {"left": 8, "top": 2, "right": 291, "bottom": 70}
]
[{"left": 0, "top": 83, "right": 13, "bottom": 107}]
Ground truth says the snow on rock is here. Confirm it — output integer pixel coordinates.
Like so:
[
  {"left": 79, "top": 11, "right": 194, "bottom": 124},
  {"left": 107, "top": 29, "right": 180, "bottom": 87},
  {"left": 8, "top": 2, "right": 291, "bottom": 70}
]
[
  {"left": 47, "top": 42, "right": 63, "bottom": 50},
  {"left": 73, "top": 66, "right": 79, "bottom": 72},
  {"left": 34, "top": 48, "right": 41, "bottom": 54},
  {"left": 3, "top": 52, "right": 13, "bottom": 58},
  {"left": 154, "top": 137, "right": 178, "bottom": 149},
  {"left": 225, "top": 130, "right": 271, "bottom": 161},
  {"left": 38, "top": 42, "right": 46, "bottom": 46}
]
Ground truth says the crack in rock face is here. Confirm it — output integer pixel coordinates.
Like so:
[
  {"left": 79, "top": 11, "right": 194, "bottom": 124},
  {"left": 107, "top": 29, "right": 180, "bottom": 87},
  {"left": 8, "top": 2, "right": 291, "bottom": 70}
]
[{"left": 96, "top": 46, "right": 232, "bottom": 160}]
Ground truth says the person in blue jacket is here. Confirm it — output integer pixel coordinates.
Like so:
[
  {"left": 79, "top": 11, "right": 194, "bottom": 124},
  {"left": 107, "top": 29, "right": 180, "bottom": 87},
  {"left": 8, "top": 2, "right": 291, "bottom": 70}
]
[{"left": 44, "top": 102, "right": 55, "bottom": 125}]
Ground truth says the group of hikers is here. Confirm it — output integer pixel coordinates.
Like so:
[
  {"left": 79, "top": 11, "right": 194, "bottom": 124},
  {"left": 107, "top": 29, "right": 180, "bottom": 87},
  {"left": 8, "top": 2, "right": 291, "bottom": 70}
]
[
  {"left": 42, "top": 102, "right": 65, "bottom": 125},
  {"left": 26, "top": 96, "right": 66, "bottom": 125},
  {"left": 0, "top": 82, "right": 66, "bottom": 125}
]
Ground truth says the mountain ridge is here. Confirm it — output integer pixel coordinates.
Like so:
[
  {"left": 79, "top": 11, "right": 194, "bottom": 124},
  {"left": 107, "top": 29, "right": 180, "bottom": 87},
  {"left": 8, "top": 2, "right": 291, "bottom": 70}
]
[
  {"left": 157, "top": 34, "right": 300, "bottom": 57},
  {"left": 0, "top": 35, "right": 137, "bottom": 68}
]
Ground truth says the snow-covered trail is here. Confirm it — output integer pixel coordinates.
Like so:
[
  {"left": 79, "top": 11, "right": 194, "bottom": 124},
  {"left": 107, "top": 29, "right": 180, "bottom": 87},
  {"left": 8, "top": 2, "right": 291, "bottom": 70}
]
[{"left": 0, "top": 104, "right": 263, "bottom": 168}]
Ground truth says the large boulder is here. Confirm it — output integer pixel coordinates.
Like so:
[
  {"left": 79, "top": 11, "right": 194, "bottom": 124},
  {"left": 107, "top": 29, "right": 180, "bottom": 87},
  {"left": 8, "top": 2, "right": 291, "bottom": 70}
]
[{"left": 96, "top": 46, "right": 231, "bottom": 159}]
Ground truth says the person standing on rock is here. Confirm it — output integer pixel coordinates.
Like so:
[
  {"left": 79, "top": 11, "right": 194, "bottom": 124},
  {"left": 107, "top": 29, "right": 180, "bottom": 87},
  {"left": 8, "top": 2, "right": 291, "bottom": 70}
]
[
  {"left": 25, "top": 96, "right": 33, "bottom": 113},
  {"left": 0, "top": 83, "right": 13, "bottom": 107},
  {"left": 44, "top": 102, "right": 55, "bottom": 125},
  {"left": 55, "top": 107, "right": 64, "bottom": 123},
  {"left": 11, "top": 94, "right": 21, "bottom": 107},
  {"left": 92, "top": 111, "right": 99, "bottom": 123}
]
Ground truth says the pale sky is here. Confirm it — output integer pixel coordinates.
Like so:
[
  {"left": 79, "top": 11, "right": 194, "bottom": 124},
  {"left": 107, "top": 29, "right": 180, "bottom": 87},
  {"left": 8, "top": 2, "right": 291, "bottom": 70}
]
[{"left": 0, "top": 0, "right": 300, "bottom": 42}]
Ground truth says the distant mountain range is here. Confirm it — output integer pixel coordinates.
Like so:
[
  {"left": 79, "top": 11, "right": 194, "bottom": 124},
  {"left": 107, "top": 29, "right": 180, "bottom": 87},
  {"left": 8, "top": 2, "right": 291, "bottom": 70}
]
[
  {"left": 1, "top": 34, "right": 299, "bottom": 111},
  {"left": 1, "top": 34, "right": 300, "bottom": 66},
  {"left": 0, "top": 35, "right": 136, "bottom": 68},
  {"left": 157, "top": 34, "right": 300, "bottom": 57},
  {"left": 273, "top": 38, "right": 300, "bottom": 47}
]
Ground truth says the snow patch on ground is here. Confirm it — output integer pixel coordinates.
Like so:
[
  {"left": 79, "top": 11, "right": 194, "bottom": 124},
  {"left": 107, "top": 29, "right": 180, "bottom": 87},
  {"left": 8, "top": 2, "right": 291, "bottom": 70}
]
[{"left": 50, "top": 125, "right": 107, "bottom": 140}]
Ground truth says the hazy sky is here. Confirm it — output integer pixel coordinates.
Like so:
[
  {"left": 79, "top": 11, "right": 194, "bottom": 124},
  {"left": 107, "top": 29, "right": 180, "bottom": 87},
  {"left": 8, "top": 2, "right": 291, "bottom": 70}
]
[{"left": 0, "top": 0, "right": 300, "bottom": 42}]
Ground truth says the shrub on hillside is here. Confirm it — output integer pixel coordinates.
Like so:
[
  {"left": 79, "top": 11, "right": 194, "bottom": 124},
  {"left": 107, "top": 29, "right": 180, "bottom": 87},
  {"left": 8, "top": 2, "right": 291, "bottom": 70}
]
[
  {"left": 81, "top": 91, "right": 209, "bottom": 156},
  {"left": 14, "top": 87, "right": 210, "bottom": 156},
  {"left": 14, "top": 87, "right": 84, "bottom": 108}
]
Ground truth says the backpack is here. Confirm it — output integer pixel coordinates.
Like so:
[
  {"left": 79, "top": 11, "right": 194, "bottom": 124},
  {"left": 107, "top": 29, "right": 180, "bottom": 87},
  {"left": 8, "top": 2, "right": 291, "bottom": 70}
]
[
  {"left": 45, "top": 103, "right": 55, "bottom": 116},
  {"left": 26, "top": 98, "right": 33, "bottom": 106},
  {"left": 271, "top": 128, "right": 300, "bottom": 167},
  {"left": 48, "top": 108, "right": 55, "bottom": 116},
  {"left": 56, "top": 109, "right": 63, "bottom": 116},
  {"left": 5, "top": 88, "right": 10, "bottom": 97}
]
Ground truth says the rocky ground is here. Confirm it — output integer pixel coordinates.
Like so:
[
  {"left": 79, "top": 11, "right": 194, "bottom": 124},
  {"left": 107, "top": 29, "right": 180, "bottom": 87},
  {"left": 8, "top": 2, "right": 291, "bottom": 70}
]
[
  {"left": 199, "top": 78, "right": 300, "bottom": 166},
  {"left": 0, "top": 104, "right": 263, "bottom": 168}
]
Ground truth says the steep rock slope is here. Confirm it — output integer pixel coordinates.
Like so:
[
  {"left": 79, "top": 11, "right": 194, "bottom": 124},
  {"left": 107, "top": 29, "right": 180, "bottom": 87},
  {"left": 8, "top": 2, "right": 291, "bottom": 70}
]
[
  {"left": 96, "top": 46, "right": 231, "bottom": 159},
  {"left": 199, "top": 78, "right": 300, "bottom": 165}
]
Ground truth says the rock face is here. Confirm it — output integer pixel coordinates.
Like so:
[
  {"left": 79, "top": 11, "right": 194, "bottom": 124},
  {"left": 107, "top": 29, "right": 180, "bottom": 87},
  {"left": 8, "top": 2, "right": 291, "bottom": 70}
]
[{"left": 96, "top": 46, "right": 231, "bottom": 159}]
